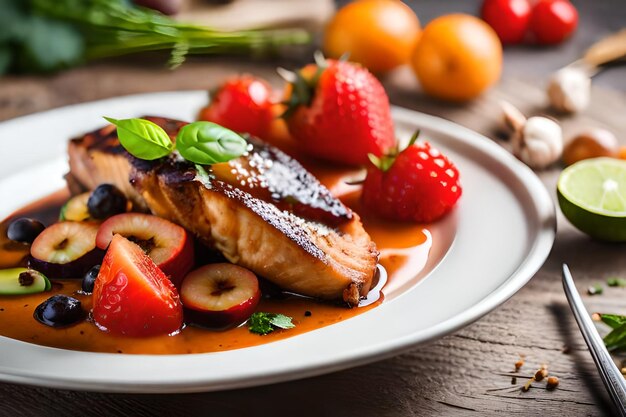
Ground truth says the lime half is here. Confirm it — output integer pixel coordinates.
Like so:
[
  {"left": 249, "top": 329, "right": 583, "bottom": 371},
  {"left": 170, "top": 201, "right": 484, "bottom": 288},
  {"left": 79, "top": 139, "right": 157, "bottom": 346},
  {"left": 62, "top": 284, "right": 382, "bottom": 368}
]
[{"left": 557, "top": 157, "right": 626, "bottom": 242}]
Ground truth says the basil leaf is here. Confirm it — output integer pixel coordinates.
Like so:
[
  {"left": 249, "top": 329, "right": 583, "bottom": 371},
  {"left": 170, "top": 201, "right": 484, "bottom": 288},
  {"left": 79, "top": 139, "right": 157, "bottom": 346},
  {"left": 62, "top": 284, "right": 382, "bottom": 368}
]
[
  {"left": 176, "top": 122, "right": 247, "bottom": 165},
  {"left": 104, "top": 117, "right": 174, "bottom": 160}
]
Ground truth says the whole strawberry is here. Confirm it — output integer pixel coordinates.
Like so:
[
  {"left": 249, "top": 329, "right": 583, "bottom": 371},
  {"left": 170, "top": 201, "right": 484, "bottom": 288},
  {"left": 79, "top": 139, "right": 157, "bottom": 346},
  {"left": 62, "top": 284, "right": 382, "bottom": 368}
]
[
  {"left": 199, "top": 75, "right": 275, "bottom": 138},
  {"left": 362, "top": 135, "right": 462, "bottom": 222},
  {"left": 283, "top": 57, "right": 396, "bottom": 165}
]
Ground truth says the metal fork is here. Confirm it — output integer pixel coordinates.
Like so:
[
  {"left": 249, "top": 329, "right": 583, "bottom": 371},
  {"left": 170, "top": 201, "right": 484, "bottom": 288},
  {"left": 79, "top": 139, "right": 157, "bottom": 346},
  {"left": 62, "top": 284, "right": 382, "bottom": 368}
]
[{"left": 562, "top": 263, "right": 626, "bottom": 416}]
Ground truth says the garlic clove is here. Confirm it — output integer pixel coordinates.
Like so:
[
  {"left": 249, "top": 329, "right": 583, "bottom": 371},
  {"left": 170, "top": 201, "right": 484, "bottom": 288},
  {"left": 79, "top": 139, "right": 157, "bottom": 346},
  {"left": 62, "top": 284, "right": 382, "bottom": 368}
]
[
  {"left": 547, "top": 67, "right": 591, "bottom": 114},
  {"left": 516, "top": 116, "right": 563, "bottom": 169}
]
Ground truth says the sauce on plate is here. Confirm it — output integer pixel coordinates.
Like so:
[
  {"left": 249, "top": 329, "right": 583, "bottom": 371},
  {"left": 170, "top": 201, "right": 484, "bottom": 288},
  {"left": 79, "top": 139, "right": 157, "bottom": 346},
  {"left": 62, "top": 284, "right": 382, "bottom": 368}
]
[{"left": 0, "top": 163, "right": 438, "bottom": 355}]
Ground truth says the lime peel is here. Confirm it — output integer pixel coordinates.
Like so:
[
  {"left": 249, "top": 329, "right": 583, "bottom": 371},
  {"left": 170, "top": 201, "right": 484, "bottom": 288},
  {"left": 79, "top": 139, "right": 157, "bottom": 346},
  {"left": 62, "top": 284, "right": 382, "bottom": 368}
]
[{"left": 557, "top": 157, "right": 626, "bottom": 241}]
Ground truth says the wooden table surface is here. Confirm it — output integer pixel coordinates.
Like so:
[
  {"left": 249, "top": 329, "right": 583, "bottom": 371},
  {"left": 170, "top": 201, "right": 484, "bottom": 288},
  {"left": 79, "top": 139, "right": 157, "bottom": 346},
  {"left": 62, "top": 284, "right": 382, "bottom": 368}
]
[{"left": 1, "top": 1, "right": 625, "bottom": 415}]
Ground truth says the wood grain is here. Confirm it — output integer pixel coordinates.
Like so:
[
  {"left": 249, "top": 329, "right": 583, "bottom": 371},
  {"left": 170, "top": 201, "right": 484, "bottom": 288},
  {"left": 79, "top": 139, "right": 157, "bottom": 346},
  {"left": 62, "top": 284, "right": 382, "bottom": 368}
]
[{"left": 0, "top": 58, "right": 625, "bottom": 416}]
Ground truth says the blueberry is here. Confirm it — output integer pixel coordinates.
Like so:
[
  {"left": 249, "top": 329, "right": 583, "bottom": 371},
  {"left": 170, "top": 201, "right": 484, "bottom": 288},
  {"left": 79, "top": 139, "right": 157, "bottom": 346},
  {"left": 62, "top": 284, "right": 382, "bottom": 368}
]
[
  {"left": 82, "top": 265, "right": 100, "bottom": 293},
  {"left": 87, "top": 184, "right": 127, "bottom": 219},
  {"left": 34, "top": 295, "right": 85, "bottom": 327},
  {"left": 7, "top": 218, "right": 45, "bottom": 244}
]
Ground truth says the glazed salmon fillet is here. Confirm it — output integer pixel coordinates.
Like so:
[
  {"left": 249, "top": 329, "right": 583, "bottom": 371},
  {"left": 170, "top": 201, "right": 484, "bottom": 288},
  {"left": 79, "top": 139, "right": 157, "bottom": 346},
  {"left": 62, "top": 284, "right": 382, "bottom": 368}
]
[{"left": 67, "top": 117, "right": 378, "bottom": 306}]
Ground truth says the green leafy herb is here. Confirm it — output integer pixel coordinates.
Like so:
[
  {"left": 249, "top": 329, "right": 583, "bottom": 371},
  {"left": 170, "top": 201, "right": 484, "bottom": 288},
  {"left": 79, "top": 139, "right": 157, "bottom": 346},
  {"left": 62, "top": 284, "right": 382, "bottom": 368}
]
[
  {"left": 587, "top": 284, "right": 603, "bottom": 295},
  {"left": 176, "top": 122, "right": 248, "bottom": 165},
  {"left": 104, "top": 117, "right": 174, "bottom": 160},
  {"left": 598, "top": 313, "right": 626, "bottom": 330},
  {"left": 607, "top": 277, "right": 626, "bottom": 287},
  {"left": 248, "top": 312, "right": 295, "bottom": 335},
  {"left": 604, "top": 322, "right": 626, "bottom": 351},
  {"left": 1, "top": 0, "right": 310, "bottom": 75}
]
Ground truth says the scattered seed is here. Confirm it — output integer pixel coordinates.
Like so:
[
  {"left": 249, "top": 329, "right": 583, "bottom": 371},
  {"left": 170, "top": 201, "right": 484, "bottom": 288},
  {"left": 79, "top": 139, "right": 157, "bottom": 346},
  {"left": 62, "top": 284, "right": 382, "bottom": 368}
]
[
  {"left": 534, "top": 368, "right": 549, "bottom": 381},
  {"left": 511, "top": 377, "right": 517, "bottom": 385},
  {"left": 561, "top": 345, "right": 571, "bottom": 354},
  {"left": 515, "top": 358, "right": 525, "bottom": 371},
  {"left": 588, "top": 284, "right": 603, "bottom": 295},
  {"left": 591, "top": 313, "right": 601, "bottom": 321},
  {"left": 621, "top": 368, "right": 626, "bottom": 375},
  {"left": 546, "top": 376, "right": 559, "bottom": 390}
]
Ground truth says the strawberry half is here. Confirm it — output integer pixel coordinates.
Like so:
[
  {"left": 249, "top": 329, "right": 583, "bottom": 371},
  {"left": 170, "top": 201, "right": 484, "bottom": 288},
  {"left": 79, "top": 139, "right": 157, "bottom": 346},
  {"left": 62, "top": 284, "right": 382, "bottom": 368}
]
[
  {"left": 362, "top": 133, "right": 462, "bottom": 222},
  {"left": 92, "top": 234, "right": 183, "bottom": 337},
  {"left": 282, "top": 57, "right": 396, "bottom": 166}
]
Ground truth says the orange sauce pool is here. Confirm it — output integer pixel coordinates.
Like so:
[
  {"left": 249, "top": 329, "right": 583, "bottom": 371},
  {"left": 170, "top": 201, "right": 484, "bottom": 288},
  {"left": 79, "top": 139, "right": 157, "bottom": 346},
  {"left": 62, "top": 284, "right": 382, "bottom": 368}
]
[{"left": 0, "top": 164, "right": 437, "bottom": 355}]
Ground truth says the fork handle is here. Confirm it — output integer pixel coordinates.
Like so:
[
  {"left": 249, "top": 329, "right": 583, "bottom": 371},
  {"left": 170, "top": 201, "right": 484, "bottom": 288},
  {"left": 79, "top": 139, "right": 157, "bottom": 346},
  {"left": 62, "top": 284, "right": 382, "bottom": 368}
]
[{"left": 562, "top": 264, "right": 626, "bottom": 416}]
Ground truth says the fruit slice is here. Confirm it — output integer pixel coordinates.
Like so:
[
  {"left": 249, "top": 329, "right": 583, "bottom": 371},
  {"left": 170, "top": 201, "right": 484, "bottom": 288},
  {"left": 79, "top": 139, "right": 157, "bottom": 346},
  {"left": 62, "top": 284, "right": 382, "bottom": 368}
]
[
  {"left": 557, "top": 157, "right": 626, "bottom": 242},
  {"left": 181, "top": 263, "right": 260, "bottom": 329},
  {"left": 59, "top": 192, "right": 91, "bottom": 221},
  {"left": 0, "top": 268, "right": 50, "bottom": 295},
  {"left": 93, "top": 234, "right": 183, "bottom": 337},
  {"left": 29, "top": 222, "right": 104, "bottom": 278},
  {"left": 96, "top": 213, "right": 194, "bottom": 287}
]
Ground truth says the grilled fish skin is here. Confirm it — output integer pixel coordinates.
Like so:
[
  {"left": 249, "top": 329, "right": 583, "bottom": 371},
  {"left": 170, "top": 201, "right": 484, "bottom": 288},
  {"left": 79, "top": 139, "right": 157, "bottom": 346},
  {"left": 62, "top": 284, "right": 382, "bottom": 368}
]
[{"left": 67, "top": 117, "right": 378, "bottom": 306}]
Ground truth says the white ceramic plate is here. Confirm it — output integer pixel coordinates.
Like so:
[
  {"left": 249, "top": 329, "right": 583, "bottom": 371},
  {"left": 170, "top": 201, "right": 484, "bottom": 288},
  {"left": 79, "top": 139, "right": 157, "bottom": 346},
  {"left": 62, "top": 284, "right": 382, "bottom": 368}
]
[{"left": 0, "top": 91, "right": 555, "bottom": 393}]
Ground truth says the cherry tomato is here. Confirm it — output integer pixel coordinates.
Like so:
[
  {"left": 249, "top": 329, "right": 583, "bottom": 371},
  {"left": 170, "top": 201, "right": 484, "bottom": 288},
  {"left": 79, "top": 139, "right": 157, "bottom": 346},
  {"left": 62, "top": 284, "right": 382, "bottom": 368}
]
[
  {"left": 198, "top": 75, "right": 274, "bottom": 138},
  {"left": 323, "top": 0, "right": 421, "bottom": 74},
  {"left": 530, "top": 0, "right": 578, "bottom": 44},
  {"left": 480, "top": 0, "right": 531, "bottom": 44}
]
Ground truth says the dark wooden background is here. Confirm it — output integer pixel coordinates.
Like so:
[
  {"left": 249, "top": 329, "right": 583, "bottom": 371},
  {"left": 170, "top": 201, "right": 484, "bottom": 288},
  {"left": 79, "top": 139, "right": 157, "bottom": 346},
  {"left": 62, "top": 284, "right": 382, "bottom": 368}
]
[{"left": 0, "top": 0, "right": 625, "bottom": 415}]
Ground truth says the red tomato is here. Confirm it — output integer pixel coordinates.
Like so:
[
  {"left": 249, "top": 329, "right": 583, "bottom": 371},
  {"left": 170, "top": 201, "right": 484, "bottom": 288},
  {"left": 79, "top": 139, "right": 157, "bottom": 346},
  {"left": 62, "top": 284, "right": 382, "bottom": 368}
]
[
  {"left": 198, "top": 75, "right": 274, "bottom": 138},
  {"left": 529, "top": 0, "right": 578, "bottom": 44},
  {"left": 92, "top": 234, "right": 183, "bottom": 337},
  {"left": 480, "top": 0, "right": 531, "bottom": 44}
]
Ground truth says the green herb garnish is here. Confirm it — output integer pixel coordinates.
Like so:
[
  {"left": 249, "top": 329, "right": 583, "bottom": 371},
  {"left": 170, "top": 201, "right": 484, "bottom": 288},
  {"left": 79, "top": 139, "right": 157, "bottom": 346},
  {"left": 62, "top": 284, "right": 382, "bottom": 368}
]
[
  {"left": 594, "top": 314, "right": 626, "bottom": 351},
  {"left": 104, "top": 117, "right": 247, "bottom": 165},
  {"left": 248, "top": 312, "right": 295, "bottom": 335},
  {"left": 607, "top": 277, "right": 626, "bottom": 287},
  {"left": 1, "top": 0, "right": 310, "bottom": 75},
  {"left": 587, "top": 284, "right": 603, "bottom": 295},
  {"left": 176, "top": 122, "right": 248, "bottom": 165},
  {"left": 104, "top": 117, "right": 174, "bottom": 160},
  {"left": 598, "top": 313, "right": 626, "bottom": 329}
]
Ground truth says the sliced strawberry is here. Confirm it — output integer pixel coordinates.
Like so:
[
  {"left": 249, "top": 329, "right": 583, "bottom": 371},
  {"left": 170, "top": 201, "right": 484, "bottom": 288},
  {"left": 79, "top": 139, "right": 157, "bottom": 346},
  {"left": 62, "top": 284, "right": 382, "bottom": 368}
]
[
  {"left": 96, "top": 213, "right": 194, "bottom": 287},
  {"left": 92, "top": 234, "right": 183, "bottom": 337}
]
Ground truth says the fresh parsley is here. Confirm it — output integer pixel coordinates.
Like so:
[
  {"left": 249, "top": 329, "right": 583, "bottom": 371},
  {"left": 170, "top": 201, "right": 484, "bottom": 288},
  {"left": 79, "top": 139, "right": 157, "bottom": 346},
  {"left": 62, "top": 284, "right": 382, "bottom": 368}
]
[
  {"left": 248, "top": 312, "right": 295, "bottom": 335},
  {"left": 104, "top": 117, "right": 247, "bottom": 164}
]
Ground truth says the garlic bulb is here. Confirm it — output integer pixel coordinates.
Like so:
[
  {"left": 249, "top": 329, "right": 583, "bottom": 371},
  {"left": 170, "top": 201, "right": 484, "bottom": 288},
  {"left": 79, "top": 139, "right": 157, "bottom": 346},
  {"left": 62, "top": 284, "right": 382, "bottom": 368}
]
[
  {"left": 547, "top": 67, "right": 591, "bottom": 113},
  {"left": 512, "top": 117, "right": 563, "bottom": 169}
]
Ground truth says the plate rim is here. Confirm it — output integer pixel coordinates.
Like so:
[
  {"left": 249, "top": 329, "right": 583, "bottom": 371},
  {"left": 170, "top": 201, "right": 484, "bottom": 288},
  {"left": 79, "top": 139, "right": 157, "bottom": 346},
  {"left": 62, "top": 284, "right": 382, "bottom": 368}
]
[{"left": 0, "top": 91, "right": 556, "bottom": 392}]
